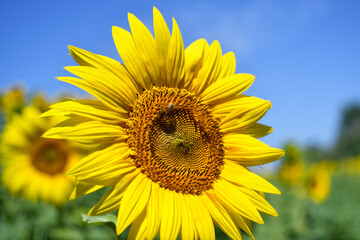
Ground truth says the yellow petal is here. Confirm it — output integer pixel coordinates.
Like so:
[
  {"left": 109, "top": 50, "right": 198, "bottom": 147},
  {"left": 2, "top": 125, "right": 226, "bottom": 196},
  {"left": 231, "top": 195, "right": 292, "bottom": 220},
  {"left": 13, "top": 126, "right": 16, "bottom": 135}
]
[
  {"left": 200, "top": 74, "right": 255, "bottom": 105},
  {"left": 239, "top": 187, "right": 278, "bottom": 217},
  {"left": 116, "top": 174, "right": 151, "bottom": 235},
  {"left": 3, "top": 160, "right": 31, "bottom": 194},
  {"left": 39, "top": 108, "right": 67, "bottom": 118},
  {"left": 43, "top": 120, "right": 127, "bottom": 145},
  {"left": 112, "top": 26, "right": 152, "bottom": 90},
  {"left": 183, "top": 39, "right": 208, "bottom": 89},
  {"left": 64, "top": 66, "right": 136, "bottom": 108},
  {"left": 128, "top": 13, "right": 161, "bottom": 86},
  {"left": 234, "top": 123, "right": 273, "bottom": 139},
  {"left": 69, "top": 45, "right": 123, "bottom": 73},
  {"left": 68, "top": 145, "right": 135, "bottom": 186},
  {"left": 187, "top": 194, "right": 215, "bottom": 240},
  {"left": 70, "top": 179, "right": 103, "bottom": 200},
  {"left": 128, "top": 208, "right": 148, "bottom": 240},
  {"left": 153, "top": 7, "right": 171, "bottom": 85},
  {"left": 224, "top": 134, "right": 285, "bottom": 166},
  {"left": 68, "top": 45, "right": 141, "bottom": 93},
  {"left": 179, "top": 194, "right": 196, "bottom": 240},
  {"left": 76, "top": 161, "right": 135, "bottom": 186},
  {"left": 88, "top": 187, "right": 123, "bottom": 216},
  {"left": 191, "top": 40, "right": 222, "bottom": 96},
  {"left": 160, "top": 189, "right": 181, "bottom": 240},
  {"left": 57, "top": 76, "right": 126, "bottom": 113},
  {"left": 166, "top": 18, "right": 185, "bottom": 88},
  {"left": 212, "top": 179, "right": 264, "bottom": 224},
  {"left": 48, "top": 100, "right": 128, "bottom": 124},
  {"left": 222, "top": 160, "right": 281, "bottom": 194},
  {"left": 212, "top": 95, "right": 266, "bottom": 117},
  {"left": 1, "top": 119, "right": 29, "bottom": 148},
  {"left": 202, "top": 193, "right": 242, "bottom": 240},
  {"left": 220, "top": 99, "right": 272, "bottom": 133},
  {"left": 146, "top": 182, "right": 161, "bottom": 239},
  {"left": 68, "top": 143, "right": 128, "bottom": 175},
  {"left": 89, "top": 169, "right": 140, "bottom": 216},
  {"left": 244, "top": 217, "right": 253, "bottom": 231},
  {"left": 228, "top": 211, "right": 254, "bottom": 240},
  {"left": 212, "top": 95, "right": 272, "bottom": 135},
  {"left": 217, "top": 51, "right": 236, "bottom": 80}
]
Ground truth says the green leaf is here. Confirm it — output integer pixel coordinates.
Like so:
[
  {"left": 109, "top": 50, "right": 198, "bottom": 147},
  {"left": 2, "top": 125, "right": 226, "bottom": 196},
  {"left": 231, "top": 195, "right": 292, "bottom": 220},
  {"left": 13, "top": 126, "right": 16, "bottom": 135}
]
[
  {"left": 81, "top": 213, "right": 117, "bottom": 233},
  {"left": 81, "top": 213, "right": 117, "bottom": 225}
]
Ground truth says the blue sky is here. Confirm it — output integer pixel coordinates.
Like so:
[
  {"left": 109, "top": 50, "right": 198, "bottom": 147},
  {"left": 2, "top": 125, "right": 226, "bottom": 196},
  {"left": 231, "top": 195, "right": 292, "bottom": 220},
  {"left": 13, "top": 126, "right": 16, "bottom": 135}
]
[{"left": 1, "top": 0, "right": 359, "bottom": 149}]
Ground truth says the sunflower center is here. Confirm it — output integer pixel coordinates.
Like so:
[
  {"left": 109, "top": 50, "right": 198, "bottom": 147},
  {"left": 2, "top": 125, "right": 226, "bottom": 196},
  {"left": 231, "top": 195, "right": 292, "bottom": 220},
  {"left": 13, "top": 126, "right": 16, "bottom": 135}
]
[
  {"left": 31, "top": 138, "right": 69, "bottom": 175},
  {"left": 151, "top": 108, "right": 210, "bottom": 170},
  {"left": 127, "top": 87, "right": 224, "bottom": 195}
]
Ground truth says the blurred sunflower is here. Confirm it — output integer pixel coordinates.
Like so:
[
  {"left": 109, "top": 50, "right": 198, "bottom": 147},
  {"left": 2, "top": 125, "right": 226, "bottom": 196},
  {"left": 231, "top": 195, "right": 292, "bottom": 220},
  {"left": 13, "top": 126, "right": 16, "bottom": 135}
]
[
  {"left": 342, "top": 155, "right": 360, "bottom": 175},
  {"left": 44, "top": 7, "right": 284, "bottom": 239},
  {"left": 1, "top": 106, "right": 79, "bottom": 206},
  {"left": 352, "top": 155, "right": 360, "bottom": 174},
  {"left": 279, "top": 161, "right": 305, "bottom": 187},
  {"left": 0, "top": 86, "right": 25, "bottom": 117},
  {"left": 306, "top": 163, "right": 331, "bottom": 203},
  {"left": 279, "top": 144, "right": 305, "bottom": 186}
]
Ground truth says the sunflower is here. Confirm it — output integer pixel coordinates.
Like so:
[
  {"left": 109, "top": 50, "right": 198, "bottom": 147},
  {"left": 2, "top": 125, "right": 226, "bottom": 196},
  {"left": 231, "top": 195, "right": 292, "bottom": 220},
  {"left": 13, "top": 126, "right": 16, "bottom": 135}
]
[
  {"left": 43, "top": 7, "right": 284, "bottom": 239},
  {"left": 279, "top": 161, "right": 305, "bottom": 187},
  {"left": 1, "top": 106, "right": 78, "bottom": 206},
  {"left": 279, "top": 144, "right": 305, "bottom": 186},
  {"left": 306, "top": 163, "right": 331, "bottom": 203}
]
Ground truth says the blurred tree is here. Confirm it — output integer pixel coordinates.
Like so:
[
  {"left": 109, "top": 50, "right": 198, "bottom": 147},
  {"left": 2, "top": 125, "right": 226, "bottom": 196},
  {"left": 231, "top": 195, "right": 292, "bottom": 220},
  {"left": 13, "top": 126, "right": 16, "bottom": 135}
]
[{"left": 332, "top": 103, "right": 360, "bottom": 159}]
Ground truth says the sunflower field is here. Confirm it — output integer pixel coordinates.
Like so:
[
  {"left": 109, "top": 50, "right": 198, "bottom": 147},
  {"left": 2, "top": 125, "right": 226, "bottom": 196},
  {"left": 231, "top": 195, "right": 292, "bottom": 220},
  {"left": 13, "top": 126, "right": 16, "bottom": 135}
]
[
  {"left": 1, "top": 4, "right": 360, "bottom": 240},
  {"left": 1, "top": 88, "right": 359, "bottom": 240}
]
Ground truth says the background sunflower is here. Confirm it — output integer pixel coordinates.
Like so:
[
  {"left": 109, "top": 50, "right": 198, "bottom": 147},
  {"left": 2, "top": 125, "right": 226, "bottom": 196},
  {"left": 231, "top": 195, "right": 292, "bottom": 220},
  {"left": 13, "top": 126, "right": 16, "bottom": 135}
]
[{"left": 1, "top": 105, "right": 78, "bottom": 205}]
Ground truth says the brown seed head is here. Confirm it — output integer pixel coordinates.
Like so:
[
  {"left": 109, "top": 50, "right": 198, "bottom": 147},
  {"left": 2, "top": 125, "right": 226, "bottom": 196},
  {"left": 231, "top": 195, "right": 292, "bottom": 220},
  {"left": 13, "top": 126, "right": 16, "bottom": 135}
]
[{"left": 127, "top": 87, "right": 224, "bottom": 195}]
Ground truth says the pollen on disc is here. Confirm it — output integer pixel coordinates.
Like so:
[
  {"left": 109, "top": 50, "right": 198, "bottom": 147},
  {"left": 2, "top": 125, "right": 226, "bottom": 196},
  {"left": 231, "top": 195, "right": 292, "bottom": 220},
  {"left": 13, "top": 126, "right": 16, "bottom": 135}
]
[{"left": 126, "top": 87, "right": 224, "bottom": 195}]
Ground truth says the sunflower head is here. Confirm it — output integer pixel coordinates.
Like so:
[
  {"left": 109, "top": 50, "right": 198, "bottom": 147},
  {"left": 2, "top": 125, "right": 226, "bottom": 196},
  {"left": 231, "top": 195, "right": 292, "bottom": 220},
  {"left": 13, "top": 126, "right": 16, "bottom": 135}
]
[
  {"left": 306, "top": 163, "right": 331, "bottom": 203},
  {"left": 126, "top": 87, "right": 224, "bottom": 195},
  {"left": 1, "top": 106, "right": 79, "bottom": 206},
  {"left": 43, "top": 7, "right": 284, "bottom": 239}
]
